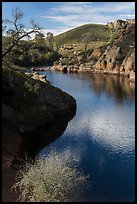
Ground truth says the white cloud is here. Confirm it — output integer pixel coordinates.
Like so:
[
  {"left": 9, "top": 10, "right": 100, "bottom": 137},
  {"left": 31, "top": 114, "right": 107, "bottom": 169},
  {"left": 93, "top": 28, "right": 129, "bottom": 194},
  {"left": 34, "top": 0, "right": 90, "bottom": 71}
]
[
  {"left": 94, "top": 2, "right": 135, "bottom": 13},
  {"left": 66, "top": 2, "right": 92, "bottom": 5},
  {"left": 51, "top": 2, "right": 135, "bottom": 14},
  {"left": 120, "top": 14, "right": 135, "bottom": 18},
  {"left": 41, "top": 27, "right": 73, "bottom": 36},
  {"left": 25, "top": 27, "right": 73, "bottom": 38},
  {"left": 40, "top": 2, "right": 135, "bottom": 35}
]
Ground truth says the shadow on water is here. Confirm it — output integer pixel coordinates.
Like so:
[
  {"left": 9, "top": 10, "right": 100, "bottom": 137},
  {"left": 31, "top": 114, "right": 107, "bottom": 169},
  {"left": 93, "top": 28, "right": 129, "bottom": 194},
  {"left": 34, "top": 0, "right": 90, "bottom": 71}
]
[{"left": 11, "top": 111, "right": 76, "bottom": 169}]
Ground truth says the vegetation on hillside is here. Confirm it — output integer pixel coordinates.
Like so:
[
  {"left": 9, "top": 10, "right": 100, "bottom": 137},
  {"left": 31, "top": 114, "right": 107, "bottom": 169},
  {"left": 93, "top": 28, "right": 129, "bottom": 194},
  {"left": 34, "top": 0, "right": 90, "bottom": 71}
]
[
  {"left": 54, "top": 24, "right": 117, "bottom": 48},
  {"left": 11, "top": 36, "right": 60, "bottom": 67}
]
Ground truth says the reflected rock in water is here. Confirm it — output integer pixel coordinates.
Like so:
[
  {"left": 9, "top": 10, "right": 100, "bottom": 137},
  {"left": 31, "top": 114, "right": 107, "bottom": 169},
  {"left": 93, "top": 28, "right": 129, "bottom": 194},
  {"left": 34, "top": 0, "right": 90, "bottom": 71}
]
[
  {"left": 11, "top": 112, "right": 76, "bottom": 169},
  {"left": 89, "top": 74, "right": 135, "bottom": 104}
]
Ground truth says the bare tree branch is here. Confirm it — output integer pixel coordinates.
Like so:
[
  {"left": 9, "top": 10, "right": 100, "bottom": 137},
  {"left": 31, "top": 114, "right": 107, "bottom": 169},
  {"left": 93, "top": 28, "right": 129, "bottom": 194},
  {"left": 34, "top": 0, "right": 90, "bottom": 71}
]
[
  {"left": 2, "top": 8, "right": 41, "bottom": 60},
  {"left": 2, "top": 29, "right": 41, "bottom": 59}
]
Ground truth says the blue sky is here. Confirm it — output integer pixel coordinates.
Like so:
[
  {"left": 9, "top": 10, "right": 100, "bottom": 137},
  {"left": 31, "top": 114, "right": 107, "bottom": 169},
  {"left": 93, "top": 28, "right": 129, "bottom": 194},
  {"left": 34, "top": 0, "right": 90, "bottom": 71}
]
[{"left": 2, "top": 2, "right": 135, "bottom": 36}]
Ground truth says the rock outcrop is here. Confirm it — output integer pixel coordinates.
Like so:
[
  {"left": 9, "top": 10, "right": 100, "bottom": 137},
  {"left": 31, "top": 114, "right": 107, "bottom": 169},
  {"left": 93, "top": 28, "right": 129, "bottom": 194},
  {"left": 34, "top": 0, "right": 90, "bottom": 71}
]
[
  {"left": 95, "top": 45, "right": 123, "bottom": 72},
  {"left": 25, "top": 72, "right": 49, "bottom": 83},
  {"left": 51, "top": 44, "right": 135, "bottom": 82},
  {"left": 3, "top": 70, "right": 76, "bottom": 129},
  {"left": 51, "top": 19, "right": 135, "bottom": 82},
  {"left": 107, "top": 19, "right": 135, "bottom": 30},
  {"left": 107, "top": 19, "right": 126, "bottom": 29},
  {"left": 120, "top": 48, "right": 135, "bottom": 81}
]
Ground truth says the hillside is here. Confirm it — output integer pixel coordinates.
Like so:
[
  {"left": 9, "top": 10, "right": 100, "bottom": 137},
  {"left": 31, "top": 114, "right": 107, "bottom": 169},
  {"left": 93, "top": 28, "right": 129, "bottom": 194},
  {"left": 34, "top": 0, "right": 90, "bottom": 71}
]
[
  {"left": 54, "top": 24, "right": 117, "bottom": 48},
  {"left": 51, "top": 19, "right": 135, "bottom": 82}
]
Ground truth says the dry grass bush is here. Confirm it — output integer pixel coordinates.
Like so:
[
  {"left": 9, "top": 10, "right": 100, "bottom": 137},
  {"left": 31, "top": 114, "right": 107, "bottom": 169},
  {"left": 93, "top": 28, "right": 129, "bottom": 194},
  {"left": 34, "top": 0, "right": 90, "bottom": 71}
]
[{"left": 12, "top": 150, "right": 88, "bottom": 202}]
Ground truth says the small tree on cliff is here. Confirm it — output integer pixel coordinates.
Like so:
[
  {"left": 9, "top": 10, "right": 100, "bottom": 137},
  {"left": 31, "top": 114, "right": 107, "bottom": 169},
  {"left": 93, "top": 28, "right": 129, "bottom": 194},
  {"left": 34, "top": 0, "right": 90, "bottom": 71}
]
[
  {"left": 46, "top": 32, "right": 54, "bottom": 50},
  {"left": 81, "top": 32, "right": 91, "bottom": 51}
]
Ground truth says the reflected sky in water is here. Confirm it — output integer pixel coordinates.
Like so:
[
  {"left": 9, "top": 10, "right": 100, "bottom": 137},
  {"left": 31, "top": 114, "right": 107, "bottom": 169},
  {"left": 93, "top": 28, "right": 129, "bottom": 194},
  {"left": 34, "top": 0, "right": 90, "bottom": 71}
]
[{"left": 38, "top": 71, "right": 135, "bottom": 202}]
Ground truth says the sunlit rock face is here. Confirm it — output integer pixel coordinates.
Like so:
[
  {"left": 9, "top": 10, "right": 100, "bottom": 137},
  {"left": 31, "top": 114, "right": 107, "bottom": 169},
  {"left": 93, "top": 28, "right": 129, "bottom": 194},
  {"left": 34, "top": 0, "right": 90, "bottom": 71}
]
[
  {"left": 120, "top": 48, "right": 135, "bottom": 82},
  {"left": 51, "top": 45, "right": 135, "bottom": 82},
  {"left": 90, "top": 47, "right": 103, "bottom": 59},
  {"left": 95, "top": 45, "right": 122, "bottom": 71}
]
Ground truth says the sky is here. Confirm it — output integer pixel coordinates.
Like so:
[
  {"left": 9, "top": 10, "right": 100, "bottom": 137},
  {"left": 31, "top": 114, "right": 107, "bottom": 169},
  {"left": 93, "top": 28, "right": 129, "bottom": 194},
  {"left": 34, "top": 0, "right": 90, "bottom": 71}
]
[{"left": 2, "top": 2, "right": 135, "bottom": 36}]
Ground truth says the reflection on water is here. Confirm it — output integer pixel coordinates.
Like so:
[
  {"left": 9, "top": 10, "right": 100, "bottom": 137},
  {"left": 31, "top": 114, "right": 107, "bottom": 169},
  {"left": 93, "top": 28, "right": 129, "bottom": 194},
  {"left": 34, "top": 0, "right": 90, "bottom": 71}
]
[
  {"left": 66, "top": 107, "right": 135, "bottom": 154},
  {"left": 11, "top": 115, "right": 74, "bottom": 169},
  {"left": 91, "top": 75, "right": 134, "bottom": 104},
  {"left": 78, "top": 73, "right": 135, "bottom": 104},
  {"left": 38, "top": 71, "right": 135, "bottom": 202}
]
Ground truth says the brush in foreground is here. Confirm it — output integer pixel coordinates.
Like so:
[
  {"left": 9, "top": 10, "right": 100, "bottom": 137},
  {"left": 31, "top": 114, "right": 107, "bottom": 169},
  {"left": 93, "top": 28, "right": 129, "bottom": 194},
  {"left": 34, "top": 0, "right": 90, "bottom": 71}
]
[{"left": 12, "top": 151, "right": 88, "bottom": 202}]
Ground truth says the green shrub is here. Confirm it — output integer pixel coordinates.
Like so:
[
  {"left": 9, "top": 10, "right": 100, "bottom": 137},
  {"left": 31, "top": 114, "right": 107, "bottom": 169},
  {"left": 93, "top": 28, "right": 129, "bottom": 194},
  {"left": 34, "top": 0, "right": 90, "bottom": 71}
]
[
  {"left": 12, "top": 151, "right": 88, "bottom": 202},
  {"left": 24, "top": 81, "right": 40, "bottom": 94}
]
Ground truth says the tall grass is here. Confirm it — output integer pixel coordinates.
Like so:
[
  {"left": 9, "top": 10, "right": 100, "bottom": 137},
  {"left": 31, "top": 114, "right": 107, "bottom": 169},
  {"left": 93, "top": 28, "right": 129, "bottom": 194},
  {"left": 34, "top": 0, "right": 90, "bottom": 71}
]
[{"left": 12, "top": 150, "right": 88, "bottom": 202}]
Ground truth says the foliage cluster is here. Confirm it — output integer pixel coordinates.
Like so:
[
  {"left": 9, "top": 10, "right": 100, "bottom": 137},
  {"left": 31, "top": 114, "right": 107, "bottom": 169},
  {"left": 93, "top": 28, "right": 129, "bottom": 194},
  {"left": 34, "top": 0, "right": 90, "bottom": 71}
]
[
  {"left": 3, "top": 35, "right": 60, "bottom": 67},
  {"left": 2, "top": 8, "right": 60, "bottom": 70}
]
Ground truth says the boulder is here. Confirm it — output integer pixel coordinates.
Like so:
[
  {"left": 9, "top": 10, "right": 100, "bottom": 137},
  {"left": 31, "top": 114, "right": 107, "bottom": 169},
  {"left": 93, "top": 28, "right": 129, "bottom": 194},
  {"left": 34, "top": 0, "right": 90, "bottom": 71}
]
[{"left": 31, "top": 74, "right": 47, "bottom": 82}]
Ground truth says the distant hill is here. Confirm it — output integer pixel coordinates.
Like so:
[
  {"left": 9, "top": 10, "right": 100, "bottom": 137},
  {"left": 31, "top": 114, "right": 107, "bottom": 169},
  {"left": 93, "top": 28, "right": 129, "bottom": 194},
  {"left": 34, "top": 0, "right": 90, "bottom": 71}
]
[{"left": 54, "top": 24, "right": 116, "bottom": 48}]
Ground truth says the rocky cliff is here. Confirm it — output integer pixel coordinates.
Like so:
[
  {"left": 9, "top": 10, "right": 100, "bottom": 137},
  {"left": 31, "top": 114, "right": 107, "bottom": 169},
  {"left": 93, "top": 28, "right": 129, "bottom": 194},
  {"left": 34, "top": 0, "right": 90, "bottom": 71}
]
[{"left": 51, "top": 19, "right": 135, "bottom": 82}]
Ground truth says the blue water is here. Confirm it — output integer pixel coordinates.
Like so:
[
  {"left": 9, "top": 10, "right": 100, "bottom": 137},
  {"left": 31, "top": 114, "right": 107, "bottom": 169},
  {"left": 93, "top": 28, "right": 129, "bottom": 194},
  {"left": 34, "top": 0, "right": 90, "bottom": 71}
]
[{"left": 38, "top": 71, "right": 135, "bottom": 202}]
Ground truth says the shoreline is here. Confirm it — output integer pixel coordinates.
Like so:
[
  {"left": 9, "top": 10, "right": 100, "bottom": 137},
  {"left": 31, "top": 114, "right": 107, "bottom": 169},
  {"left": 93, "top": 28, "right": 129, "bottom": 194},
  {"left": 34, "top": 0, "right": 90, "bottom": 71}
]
[
  {"left": 49, "top": 67, "right": 135, "bottom": 83},
  {"left": 27, "top": 65, "right": 135, "bottom": 83}
]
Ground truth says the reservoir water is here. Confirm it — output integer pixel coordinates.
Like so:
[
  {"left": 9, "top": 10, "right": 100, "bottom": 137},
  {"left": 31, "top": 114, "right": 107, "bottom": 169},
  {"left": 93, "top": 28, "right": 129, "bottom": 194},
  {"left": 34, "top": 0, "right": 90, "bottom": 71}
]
[{"left": 37, "top": 71, "right": 135, "bottom": 202}]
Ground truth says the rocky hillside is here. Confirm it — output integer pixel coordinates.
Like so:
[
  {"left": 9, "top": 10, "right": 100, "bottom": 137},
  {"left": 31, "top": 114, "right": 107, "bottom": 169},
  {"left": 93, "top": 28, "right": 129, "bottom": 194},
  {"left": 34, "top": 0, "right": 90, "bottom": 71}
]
[{"left": 51, "top": 19, "right": 135, "bottom": 82}]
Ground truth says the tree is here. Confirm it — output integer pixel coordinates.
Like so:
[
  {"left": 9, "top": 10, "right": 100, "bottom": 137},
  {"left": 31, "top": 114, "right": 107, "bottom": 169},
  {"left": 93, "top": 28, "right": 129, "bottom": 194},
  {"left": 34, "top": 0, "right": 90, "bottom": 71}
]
[
  {"left": 34, "top": 33, "right": 45, "bottom": 45},
  {"left": 2, "top": 8, "right": 41, "bottom": 61},
  {"left": 34, "top": 33, "right": 48, "bottom": 52},
  {"left": 46, "top": 32, "right": 54, "bottom": 50},
  {"left": 81, "top": 32, "right": 92, "bottom": 51}
]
